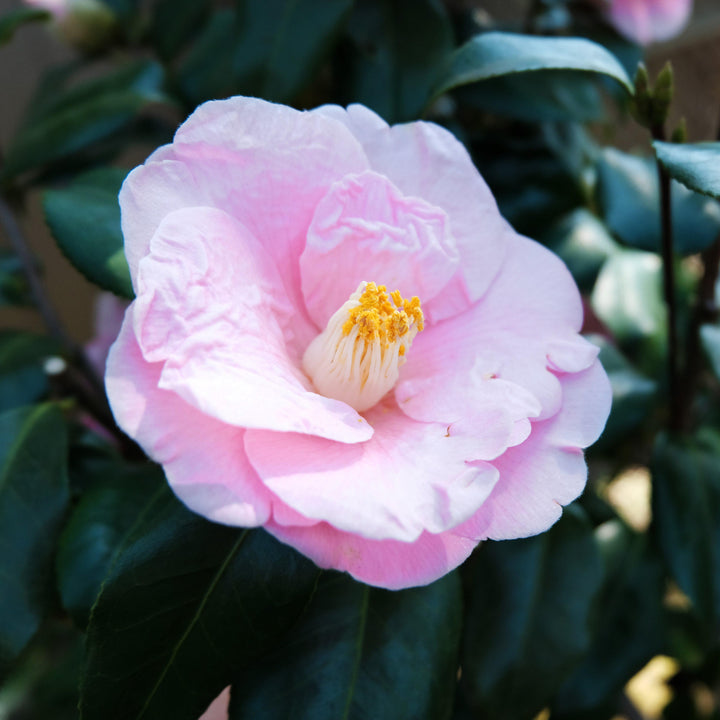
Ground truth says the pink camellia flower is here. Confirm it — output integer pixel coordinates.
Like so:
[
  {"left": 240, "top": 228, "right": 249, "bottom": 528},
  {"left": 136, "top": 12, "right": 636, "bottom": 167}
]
[
  {"left": 106, "top": 96, "right": 611, "bottom": 590},
  {"left": 600, "top": 0, "right": 692, "bottom": 45}
]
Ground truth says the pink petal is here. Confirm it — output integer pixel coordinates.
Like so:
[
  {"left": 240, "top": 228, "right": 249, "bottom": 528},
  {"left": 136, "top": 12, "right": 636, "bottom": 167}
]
[
  {"left": 457, "top": 359, "right": 611, "bottom": 541},
  {"left": 264, "top": 520, "right": 478, "bottom": 590},
  {"left": 245, "top": 399, "right": 499, "bottom": 543},
  {"left": 106, "top": 316, "right": 274, "bottom": 527},
  {"left": 605, "top": 0, "right": 692, "bottom": 44},
  {"left": 198, "top": 687, "right": 230, "bottom": 720},
  {"left": 120, "top": 97, "right": 370, "bottom": 328},
  {"left": 397, "top": 233, "right": 587, "bottom": 424},
  {"left": 300, "top": 171, "right": 461, "bottom": 327},
  {"left": 312, "top": 104, "right": 508, "bottom": 320},
  {"left": 132, "top": 205, "right": 372, "bottom": 444}
]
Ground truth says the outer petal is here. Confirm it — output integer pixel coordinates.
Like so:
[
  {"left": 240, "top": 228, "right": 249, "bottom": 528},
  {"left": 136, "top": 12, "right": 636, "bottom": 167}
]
[
  {"left": 132, "top": 205, "right": 371, "bottom": 443},
  {"left": 245, "top": 400, "right": 499, "bottom": 543},
  {"left": 312, "top": 103, "right": 507, "bottom": 319},
  {"left": 605, "top": 0, "right": 692, "bottom": 44},
  {"left": 396, "top": 233, "right": 595, "bottom": 423},
  {"left": 263, "top": 520, "right": 478, "bottom": 590},
  {"left": 456, "top": 359, "right": 612, "bottom": 541},
  {"left": 106, "top": 315, "right": 274, "bottom": 527},
  {"left": 120, "top": 96, "right": 370, "bottom": 342}
]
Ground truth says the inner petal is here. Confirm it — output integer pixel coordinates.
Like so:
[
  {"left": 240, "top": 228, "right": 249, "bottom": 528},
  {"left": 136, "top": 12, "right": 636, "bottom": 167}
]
[
  {"left": 300, "top": 170, "right": 460, "bottom": 328},
  {"left": 303, "top": 281, "right": 423, "bottom": 412}
]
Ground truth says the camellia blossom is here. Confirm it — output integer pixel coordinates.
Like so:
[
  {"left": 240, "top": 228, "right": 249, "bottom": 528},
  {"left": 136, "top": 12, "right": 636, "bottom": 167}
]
[
  {"left": 600, "top": 0, "right": 692, "bottom": 45},
  {"left": 106, "top": 96, "right": 611, "bottom": 590}
]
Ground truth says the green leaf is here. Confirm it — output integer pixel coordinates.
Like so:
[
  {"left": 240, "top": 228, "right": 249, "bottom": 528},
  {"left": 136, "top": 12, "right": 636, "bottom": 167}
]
[
  {"left": 179, "top": 0, "right": 352, "bottom": 106},
  {"left": 653, "top": 141, "right": 720, "bottom": 200},
  {"left": 0, "top": 404, "right": 69, "bottom": 680},
  {"left": 591, "top": 249, "right": 665, "bottom": 372},
  {"left": 552, "top": 521, "right": 665, "bottom": 718},
  {"left": 432, "top": 32, "right": 633, "bottom": 104},
  {"left": 0, "top": 331, "right": 62, "bottom": 412},
  {"left": 150, "top": 0, "right": 211, "bottom": 60},
  {"left": 43, "top": 167, "right": 133, "bottom": 297},
  {"left": 80, "top": 488, "right": 319, "bottom": 720},
  {"left": 56, "top": 461, "right": 165, "bottom": 628},
  {"left": 0, "top": 7, "right": 49, "bottom": 45},
  {"left": 343, "top": 0, "right": 454, "bottom": 122},
  {"left": 596, "top": 148, "right": 720, "bottom": 255},
  {"left": 541, "top": 209, "right": 620, "bottom": 292},
  {"left": 700, "top": 324, "right": 720, "bottom": 381},
  {"left": 589, "top": 336, "right": 658, "bottom": 449},
  {"left": 652, "top": 435, "right": 720, "bottom": 627},
  {"left": 0, "top": 250, "right": 32, "bottom": 306},
  {"left": 229, "top": 571, "right": 461, "bottom": 720},
  {"left": 2, "top": 60, "right": 166, "bottom": 181},
  {"left": 460, "top": 507, "right": 603, "bottom": 720}
]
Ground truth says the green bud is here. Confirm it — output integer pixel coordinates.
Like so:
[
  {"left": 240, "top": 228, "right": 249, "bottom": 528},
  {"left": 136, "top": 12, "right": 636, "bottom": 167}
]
[
  {"left": 652, "top": 62, "right": 674, "bottom": 127},
  {"left": 671, "top": 118, "right": 687, "bottom": 144}
]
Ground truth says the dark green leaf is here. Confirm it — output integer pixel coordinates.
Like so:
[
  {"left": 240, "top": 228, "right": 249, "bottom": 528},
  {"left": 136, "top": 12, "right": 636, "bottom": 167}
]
[
  {"left": 652, "top": 435, "right": 720, "bottom": 627},
  {"left": 654, "top": 141, "right": 720, "bottom": 200},
  {"left": 552, "top": 521, "right": 665, "bottom": 718},
  {"left": 455, "top": 69, "right": 606, "bottom": 123},
  {"left": 0, "top": 331, "right": 62, "bottom": 412},
  {"left": 80, "top": 488, "right": 319, "bottom": 720},
  {"left": 56, "top": 461, "right": 165, "bottom": 628},
  {"left": 2, "top": 60, "right": 166, "bottom": 181},
  {"left": 700, "top": 324, "right": 720, "bottom": 381},
  {"left": 0, "top": 7, "right": 49, "bottom": 45},
  {"left": 150, "top": 0, "right": 211, "bottom": 60},
  {"left": 589, "top": 336, "right": 658, "bottom": 449},
  {"left": 591, "top": 249, "right": 665, "bottom": 372},
  {"left": 541, "top": 209, "right": 619, "bottom": 291},
  {"left": 432, "top": 32, "right": 632, "bottom": 103},
  {"left": 343, "top": 0, "right": 453, "bottom": 122},
  {"left": 596, "top": 148, "right": 720, "bottom": 255},
  {"left": 0, "top": 404, "right": 69, "bottom": 680},
  {"left": 43, "top": 167, "right": 133, "bottom": 297},
  {"left": 0, "top": 250, "right": 32, "bottom": 306},
  {"left": 229, "top": 571, "right": 461, "bottom": 720},
  {"left": 461, "top": 507, "right": 603, "bottom": 720},
  {"left": 179, "top": 0, "right": 352, "bottom": 106}
]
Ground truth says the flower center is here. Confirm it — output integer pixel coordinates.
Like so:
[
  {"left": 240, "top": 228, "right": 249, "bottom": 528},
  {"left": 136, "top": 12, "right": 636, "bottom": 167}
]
[{"left": 303, "top": 281, "right": 424, "bottom": 412}]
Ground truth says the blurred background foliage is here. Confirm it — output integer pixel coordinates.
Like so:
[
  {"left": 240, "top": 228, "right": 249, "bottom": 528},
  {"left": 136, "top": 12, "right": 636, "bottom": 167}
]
[{"left": 2, "top": 0, "right": 720, "bottom": 719}]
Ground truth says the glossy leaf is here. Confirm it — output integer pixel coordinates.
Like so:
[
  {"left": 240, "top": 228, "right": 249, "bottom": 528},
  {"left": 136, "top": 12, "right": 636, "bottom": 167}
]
[
  {"left": 432, "top": 32, "right": 632, "bottom": 103},
  {"left": 591, "top": 249, "right": 665, "bottom": 371},
  {"left": 541, "top": 209, "right": 619, "bottom": 291},
  {"left": 179, "top": 0, "right": 352, "bottom": 106},
  {"left": 0, "top": 331, "right": 62, "bottom": 412},
  {"left": 652, "top": 435, "right": 720, "bottom": 626},
  {"left": 2, "top": 60, "right": 166, "bottom": 181},
  {"left": 0, "top": 404, "right": 69, "bottom": 680},
  {"left": 80, "top": 488, "right": 319, "bottom": 720},
  {"left": 344, "top": 0, "right": 453, "bottom": 122},
  {"left": 0, "top": 7, "right": 48, "bottom": 45},
  {"left": 43, "top": 167, "right": 133, "bottom": 298},
  {"left": 150, "top": 0, "right": 211, "bottom": 60},
  {"left": 553, "top": 521, "right": 665, "bottom": 718},
  {"left": 229, "top": 571, "right": 461, "bottom": 720},
  {"left": 56, "top": 461, "right": 165, "bottom": 628},
  {"left": 0, "top": 250, "right": 31, "bottom": 306},
  {"left": 700, "top": 324, "right": 720, "bottom": 381},
  {"left": 596, "top": 148, "right": 720, "bottom": 255},
  {"left": 654, "top": 141, "right": 720, "bottom": 200},
  {"left": 461, "top": 507, "right": 603, "bottom": 720},
  {"left": 590, "top": 336, "right": 658, "bottom": 449}
]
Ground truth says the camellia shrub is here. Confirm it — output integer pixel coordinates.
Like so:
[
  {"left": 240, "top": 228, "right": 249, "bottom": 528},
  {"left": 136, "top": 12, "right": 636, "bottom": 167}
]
[{"left": 0, "top": 0, "right": 719, "bottom": 719}]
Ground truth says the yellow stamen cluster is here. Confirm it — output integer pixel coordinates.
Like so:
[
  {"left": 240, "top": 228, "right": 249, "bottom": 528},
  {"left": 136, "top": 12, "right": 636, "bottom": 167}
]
[
  {"left": 302, "top": 281, "right": 424, "bottom": 412},
  {"left": 342, "top": 282, "right": 424, "bottom": 351}
]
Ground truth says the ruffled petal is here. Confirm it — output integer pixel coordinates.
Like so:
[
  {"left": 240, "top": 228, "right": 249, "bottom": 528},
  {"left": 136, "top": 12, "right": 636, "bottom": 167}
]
[
  {"left": 455, "top": 359, "right": 611, "bottom": 541},
  {"left": 312, "top": 103, "right": 508, "bottom": 319},
  {"left": 264, "top": 520, "right": 478, "bottom": 590},
  {"left": 106, "top": 316, "right": 274, "bottom": 527},
  {"left": 132, "top": 205, "right": 372, "bottom": 443},
  {"left": 300, "top": 171, "right": 460, "bottom": 326},
  {"left": 120, "top": 96, "right": 370, "bottom": 329},
  {"left": 245, "top": 400, "right": 499, "bottom": 543},
  {"left": 606, "top": 0, "right": 691, "bottom": 44}
]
